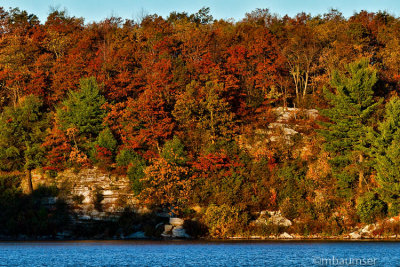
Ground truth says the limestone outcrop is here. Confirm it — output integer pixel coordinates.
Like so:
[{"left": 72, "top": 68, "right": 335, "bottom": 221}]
[
  {"left": 54, "top": 167, "right": 137, "bottom": 221},
  {"left": 255, "top": 210, "right": 292, "bottom": 227},
  {"left": 161, "top": 218, "right": 191, "bottom": 238}
]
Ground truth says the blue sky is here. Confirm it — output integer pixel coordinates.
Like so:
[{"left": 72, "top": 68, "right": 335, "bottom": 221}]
[{"left": 1, "top": 0, "right": 398, "bottom": 23}]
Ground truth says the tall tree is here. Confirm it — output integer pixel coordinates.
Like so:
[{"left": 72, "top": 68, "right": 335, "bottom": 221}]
[
  {"left": 371, "top": 96, "right": 400, "bottom": 214},
  {"left": 319, "top": 59, "right": 380, "bottom": 197},
  {"left": 57, "top": 77, "right": 106, "bottom": 140},
  {"left": 53, "top": 77, "right": 106, "bottom": 166},
  {"left": 173, "top": 80, "right": 236, "bottom": 149},
  {"left": 281, "top": 13, "right": 320, "bottom": 105},
  {"left": 0, "top": 95, "right": 47, "bottom": 193},
  {"left": 138, "top": 137, "right": 190, "bottom": 214}
]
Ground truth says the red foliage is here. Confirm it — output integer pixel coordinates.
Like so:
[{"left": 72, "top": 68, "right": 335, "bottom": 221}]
[{"left": 42, "top": 125, "right": 72, "bottom": 171}]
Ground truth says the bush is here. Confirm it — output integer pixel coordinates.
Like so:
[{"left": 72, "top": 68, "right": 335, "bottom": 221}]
[
  {"left": 202, "top": 204, "right": 248, "bottom": 238},
  {"left": 356, "top": 192, "right": 387, "bottom": 223},
  {"left": 280, "top": 198, "right": 299, "bottom": 221},
  {"left": 161, "top": 136, "right": 187, "bottom": 165},
  {"left": 96, "top": 128, "right": 117, "bottom": 152},
  {"left": 0, "top": 175, "right": 70, "bottom": 237},
  {"left": 388, "top": 201, "right": 400, "bottom": 217},
  {"left": 250, "top": 223, "right": 286, "bottom": 236},
  {"left": 116, "top": 149, "right": 146, "bottom": 194},
  {"left": 116, "top": 149, "right": 139, "bottom": 167}
]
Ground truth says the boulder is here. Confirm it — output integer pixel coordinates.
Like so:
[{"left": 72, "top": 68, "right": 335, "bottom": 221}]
[
  {"left": 172, "top": 226, "right": 190, "bottom": 238},
  {"left": 169, "top": 217, "right": 184, "bottom": 226},
  {"left": 360, "top": 224, "right": 375, "bottom": 235},
  {"left": 78, "top": 215, "right": 91, "bottom": 220},
  {"left": 161, "top": 232, "right": 171, "bottom": 238},
  {"left": 164, "top": 224, "right": 173, "bottom": 233},
  {"left": 349, "top": 232, "right": 362, "bottom": 239},
  {"left": 279, "top": 232, "right": 293, "bottom": 239}
]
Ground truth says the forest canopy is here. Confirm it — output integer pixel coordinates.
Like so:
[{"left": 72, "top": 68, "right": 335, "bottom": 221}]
[{"left": 1, "top": 6, "right": 400, "bottom": 237}]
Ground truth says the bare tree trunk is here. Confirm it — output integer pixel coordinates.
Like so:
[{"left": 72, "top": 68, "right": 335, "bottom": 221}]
[
  {"left": 359, "top": 154, "right": 364, "bottom": 189},
  {"left": 292, "top": 65, "right": 300, "bottom": 104},
  {"left": 26, "top": 169, "right": 33, "bottom": 194},
  {"left": 303, "top": 69, "right": 309, "bottom": 98}
]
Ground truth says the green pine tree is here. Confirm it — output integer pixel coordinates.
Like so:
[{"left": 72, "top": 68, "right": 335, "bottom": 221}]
[
  {"left": 371, "top": 96, "right": 400, "bottom": 215},
  {"left": 161, "top": 135, "right": 187, "bottom": 166},
  {"left": 319, "top": 59, "right": 381, "bottom": 198},
  {"left": 57, "top": 77, "right": 106, "bottom": 152},
  {"left": 95, "top": 127, "right": 117, "bottom": 152},
  {"left": 57, "top": 77, "right": 106, "bottom": 138},
  {"left": 0, "top": 95, "right": 48, "bottom": 193}
]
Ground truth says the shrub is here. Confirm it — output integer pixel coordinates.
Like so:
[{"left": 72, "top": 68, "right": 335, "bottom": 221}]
[
  {"left": 388, "top": 201, "right": 400, "bottom": 217},
  {"left": 116, "top": 149, "right": 139, "bottom": 167},
  {"left": 116, "top": 149, "right": 146, "bottom": 194},
  {"left": 161, "top": 136, "right": 187, "bottom": 165},
  {"left": 96, "top": 128, "right": 117, "bottom": 152},
  {"left": 356, "top": 192, "right": 387, "bottom": 223},
  {"left": 280, "top": 198, "right": 299, "bottom": 221},
  {"left": 202, "top": 204, "right": 248, "bottom": 238}
]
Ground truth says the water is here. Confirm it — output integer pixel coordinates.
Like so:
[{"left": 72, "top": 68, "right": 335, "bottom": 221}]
[{"left": 0, "top": 241, "right": 398, "bottom": 266}]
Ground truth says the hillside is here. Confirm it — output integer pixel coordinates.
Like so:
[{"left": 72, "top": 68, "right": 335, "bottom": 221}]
[{"left": 1, "top": 7, "right": 400, "bottom": 239}]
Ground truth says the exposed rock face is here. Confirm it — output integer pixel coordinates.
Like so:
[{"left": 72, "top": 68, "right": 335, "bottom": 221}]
[
  {"left": 238, "top": 107, "right": 319, "bottom": 158},
  {"left": 349, "top": 232, "right": 362, "bottom": 239},
  {"left": 161, "top": 218, "right": 191, "bottom": 238},
  {"left": 360, "top": 224, "right": 376, "bottom": 235},
  {"left": 169, "top": 217, "right": 184, "bottom": 226},
  {"left": 164, "top": 224, "right": 173, "bottom": 233},
  {"left": 172, "top": 226, "right": 190, "bottom": 238},
  {"left": 346, "top": 224, "right": 377, "bottom": 239},
  {"left": 256, "top": 210, "right": 292, "bottom": 227},
  {"left": 30, "top": 168, "right": 194, "bottom": 239},
  {"left": 54, "top": 167, "right": 137, "bottom": 221},
  {"left": 274, "top": 107, "right": 319, "bottom": 122}
]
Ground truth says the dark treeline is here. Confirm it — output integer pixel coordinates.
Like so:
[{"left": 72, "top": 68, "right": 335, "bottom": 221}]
[{"left": 1, "top": 6, "right": 400, "bottom": 237}]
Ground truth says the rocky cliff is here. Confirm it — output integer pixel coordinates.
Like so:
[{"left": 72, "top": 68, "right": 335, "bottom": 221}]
[{"left": 32, "top": 167, "right": 140, "bottom": 221}]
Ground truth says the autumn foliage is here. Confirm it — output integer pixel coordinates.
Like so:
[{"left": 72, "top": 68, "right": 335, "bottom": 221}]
[{"left": 1, "top": 6, "right": 400, "bottom": 236}]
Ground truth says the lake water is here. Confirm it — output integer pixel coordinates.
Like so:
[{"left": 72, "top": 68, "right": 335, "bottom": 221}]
[{"left": 0, "top": 241, "right": 398, "bottom": 266}]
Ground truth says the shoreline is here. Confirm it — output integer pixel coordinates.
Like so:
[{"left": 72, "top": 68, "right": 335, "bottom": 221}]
[{"left": 1, "top": 236, "right": 400, "bottom": 242}]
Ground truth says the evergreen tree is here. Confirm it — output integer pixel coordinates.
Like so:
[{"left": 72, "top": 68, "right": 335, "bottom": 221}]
[
  {"left": 56, "top": 77, "right": 106, "bottom": 154},
  {"left": 116, "top": 149, "right": 146, "bottom": 195},
  {"left": 92, "top": 127, "right": 118, "bottom": 167},
  {"left": 371, "top": 96, "right": 400, "bottom": 215},
  {"left": 0, "top": 95, "right": 47, "bottom": 193},
  {"left": 319, "top": 59, "right": 380, "bottom": 197},
  {"left": 57, "top": 77, "right": 106, "bottom": 140},
  {"left": 95, "top": 127, "right": 117, "bottom": 153},
  {"left": 161, "top": 135, "right": 187, "bottom": 166}
]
